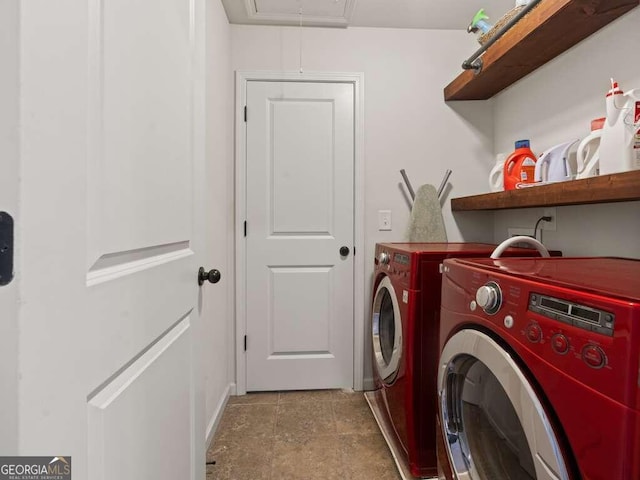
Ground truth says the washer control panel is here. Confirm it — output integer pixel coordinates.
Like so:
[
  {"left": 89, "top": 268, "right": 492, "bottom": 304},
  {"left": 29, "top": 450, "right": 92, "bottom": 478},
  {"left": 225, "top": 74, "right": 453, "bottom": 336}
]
[
  {"left": 440, "top": 257, "right": 640, "bottom": 411},
  {"left": 375, "top": 248, "right": 412, "bottom": 288},
  {"left": 528, "top": 293, "right": 615, "bottom": 336},
  {"left": 466, "top": 279, "right": 615, "bottom": 371}
]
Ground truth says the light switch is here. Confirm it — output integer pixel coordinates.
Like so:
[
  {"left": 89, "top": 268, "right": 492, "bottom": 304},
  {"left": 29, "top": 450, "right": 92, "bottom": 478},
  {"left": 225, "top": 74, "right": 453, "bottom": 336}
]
[{"left": 378, "top": 210, "right": 391, "bottom": 231}]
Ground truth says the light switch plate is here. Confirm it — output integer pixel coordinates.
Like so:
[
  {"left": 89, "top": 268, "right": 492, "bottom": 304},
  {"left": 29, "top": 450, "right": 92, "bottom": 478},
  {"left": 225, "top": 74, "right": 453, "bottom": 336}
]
[{"left": 378, "top": 210, "right": 391, "bottom": 231}]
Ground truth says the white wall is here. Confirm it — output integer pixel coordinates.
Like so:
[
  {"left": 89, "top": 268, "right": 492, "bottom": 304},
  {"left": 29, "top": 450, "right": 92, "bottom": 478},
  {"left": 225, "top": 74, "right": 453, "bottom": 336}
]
[
  {"left": 204, "top": 0, "right": 234, "bottom": 442},
  {"left": 0, "top": 0, "right": 19, "bottom": 455},
  {"left": 231, "top": 25, "right": 497, "bottom": 387},
  {"left": 492, "top": 8, "right": 640, "bottom": 258}
]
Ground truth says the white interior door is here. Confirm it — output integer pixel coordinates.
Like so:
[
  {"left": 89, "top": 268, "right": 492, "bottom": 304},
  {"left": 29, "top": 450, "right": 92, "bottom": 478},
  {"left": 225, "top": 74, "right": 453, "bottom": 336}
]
[
  {"left": 0, "top": 0, "right": 19, "bottom": 455},
  {"left": 15, "top": 1, "right": 206, "bottom": 479},
  {"left": 245, "top": 80, "right": 355, "bottom": 391}
]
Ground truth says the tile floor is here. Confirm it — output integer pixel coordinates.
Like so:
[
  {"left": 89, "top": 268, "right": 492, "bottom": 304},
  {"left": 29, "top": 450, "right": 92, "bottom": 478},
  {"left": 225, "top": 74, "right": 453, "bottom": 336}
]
[{"left": 205, "top": 389, "right": 402, "bottom": 480}]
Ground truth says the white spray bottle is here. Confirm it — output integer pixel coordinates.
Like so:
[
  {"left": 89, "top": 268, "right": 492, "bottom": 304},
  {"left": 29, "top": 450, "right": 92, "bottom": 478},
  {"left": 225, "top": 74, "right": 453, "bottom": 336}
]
[
  {"left": 534, "top": 140, "right": 579, "bottom": 183},
  {"left": 599, "top": 79, "right": 640, "bottom": 175}
]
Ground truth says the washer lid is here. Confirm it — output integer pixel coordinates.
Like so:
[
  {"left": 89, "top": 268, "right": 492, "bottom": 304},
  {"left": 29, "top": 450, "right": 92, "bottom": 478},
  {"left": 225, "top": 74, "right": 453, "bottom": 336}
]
[
  {"left": 450, "top": 257, "right": 640, "bottom": 302},
  {"left": 377, "top": 242, "right": 539, "bottom": 255}
]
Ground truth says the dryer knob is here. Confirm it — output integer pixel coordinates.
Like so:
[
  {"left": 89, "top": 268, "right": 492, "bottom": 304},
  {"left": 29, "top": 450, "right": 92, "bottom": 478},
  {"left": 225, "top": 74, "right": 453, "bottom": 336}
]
[
  {"left": 379, "top": 252, "right": 390, "bottom": 265},
  {"left": 475, "top": 282, "right": 502, "bottom": 315}
]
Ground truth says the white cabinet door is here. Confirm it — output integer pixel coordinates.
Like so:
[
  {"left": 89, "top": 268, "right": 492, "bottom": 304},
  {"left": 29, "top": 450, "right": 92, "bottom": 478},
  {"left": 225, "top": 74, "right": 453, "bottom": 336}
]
[
  {"left": 15, "top": 0, "right": 206, "bottom": 478},
  {"left": 245, "top": 81, "right": 355, "bottom": 391}
]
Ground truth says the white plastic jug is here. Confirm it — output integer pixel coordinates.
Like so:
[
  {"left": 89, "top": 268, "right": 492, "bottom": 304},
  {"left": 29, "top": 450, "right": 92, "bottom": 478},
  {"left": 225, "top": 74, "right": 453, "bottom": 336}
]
[
  {"left": 534, "top": 140, "right": 578, "bottom": 183},
  {"left": 576, "top": 130, "right": 602, "bottom": 179},
  {"left": 488, "top": 153, "right": 507, "bottom": 192},
  {"left": 599, "top": 79, "right": 640, "bottom": 175}
]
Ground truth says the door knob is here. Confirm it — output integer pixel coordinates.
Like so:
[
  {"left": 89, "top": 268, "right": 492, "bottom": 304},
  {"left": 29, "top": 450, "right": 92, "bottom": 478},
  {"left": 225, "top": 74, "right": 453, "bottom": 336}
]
[
  {"left": 198, "top": 267, "right": 221, "bottom": 286},
  {"left": 339, "top": 246, "right": 350, "bottom": 257}
]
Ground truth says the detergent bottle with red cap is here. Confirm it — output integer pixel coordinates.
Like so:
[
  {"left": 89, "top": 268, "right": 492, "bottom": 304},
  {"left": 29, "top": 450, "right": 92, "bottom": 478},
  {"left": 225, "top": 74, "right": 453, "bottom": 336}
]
[{"left": 503, "top": 139, "right": 537, "bottom": 190}]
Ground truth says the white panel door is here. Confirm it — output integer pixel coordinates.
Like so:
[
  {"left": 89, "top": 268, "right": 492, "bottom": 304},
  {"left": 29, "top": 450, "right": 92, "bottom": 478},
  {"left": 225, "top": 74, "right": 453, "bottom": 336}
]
[
  {"left": 17, "top": 1, "right": 206, "bottom": 479},
  {"left": 245, "top": 81, "right": 354, "bottom": 391},
  {"left": 0, "top": 0, "right": 19, "bottom": 455}
]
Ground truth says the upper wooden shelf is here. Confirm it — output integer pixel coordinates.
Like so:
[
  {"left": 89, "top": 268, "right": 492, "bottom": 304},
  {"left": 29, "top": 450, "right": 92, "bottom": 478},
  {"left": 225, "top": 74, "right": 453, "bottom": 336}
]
[
  {"left": 451, "top": 170, "right": 640, "bottom": 211},
  {"left": 444, "top": 0, "right": 639, "bottom": 101}
]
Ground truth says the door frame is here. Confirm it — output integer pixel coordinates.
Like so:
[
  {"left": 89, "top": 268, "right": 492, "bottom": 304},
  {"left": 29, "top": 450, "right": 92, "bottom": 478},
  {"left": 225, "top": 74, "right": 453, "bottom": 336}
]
[{"left": 234, "top": 71, "right": 365, "bottom": 395}]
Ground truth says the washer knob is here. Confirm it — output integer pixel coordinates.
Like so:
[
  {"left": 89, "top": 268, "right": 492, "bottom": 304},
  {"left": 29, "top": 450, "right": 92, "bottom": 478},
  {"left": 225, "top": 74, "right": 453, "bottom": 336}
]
[
  {"left": 551, "top": 334, "right": 570, "bottom": 355},
  {"left": 379, "top": 252, "right": 390, "bottom": 265},
  {"left": 582, "top": 344, "right": 607, "bottom": 369},
  {"left": 475, "top": 282, "right": 502, "bottom": 314},
  {"left": 526, "top": 323, "right": 543, "bottom": 343}
]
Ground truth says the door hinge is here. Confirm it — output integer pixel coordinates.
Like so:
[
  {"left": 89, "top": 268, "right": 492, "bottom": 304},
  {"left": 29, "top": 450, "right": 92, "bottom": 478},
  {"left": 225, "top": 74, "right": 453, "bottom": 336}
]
[
  {"left": 244, "top": 221, "right": 247, "bottom": 237},
  {"left": 0, "top": 211, "right": 14, "bottom": 286},
  {"left": 353, "top": 246, "right": 356, "bottom": 256},
  {"left": 244, "top": 106, "right": 247, "bottom": 122},
  {"left": 244, "top": 335, "right": 247, "bottom": 351}
]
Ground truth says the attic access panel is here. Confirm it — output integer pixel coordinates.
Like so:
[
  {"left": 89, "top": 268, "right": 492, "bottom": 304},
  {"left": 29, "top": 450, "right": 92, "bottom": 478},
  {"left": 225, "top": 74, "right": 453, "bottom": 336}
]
[{"left": 246, "top": 0, "right": 356, "bottom": 27}]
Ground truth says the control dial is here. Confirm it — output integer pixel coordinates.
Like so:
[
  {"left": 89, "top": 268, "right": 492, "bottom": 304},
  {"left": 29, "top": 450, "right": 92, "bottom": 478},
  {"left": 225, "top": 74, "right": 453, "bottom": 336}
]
[
  {"left": 551, "top": 334, "right": 570, "bottom": 355},
  {"left": 582, "top": 344, "right": 607, "bottom": 369},
  {"left": 526, "top": 323, "right": 543, "bottom": 343},
  {"left": 379, "top": 251, "right": 390, "bottom": 265},
  {"left": 475, "top": 282, "right": 502, "bottom": 315}
]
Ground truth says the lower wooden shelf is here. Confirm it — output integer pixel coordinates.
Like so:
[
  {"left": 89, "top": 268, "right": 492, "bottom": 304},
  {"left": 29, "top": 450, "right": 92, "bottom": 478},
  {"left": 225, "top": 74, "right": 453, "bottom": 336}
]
[{"left": 451, "top": 170, "right": 640, "bottom": 211}]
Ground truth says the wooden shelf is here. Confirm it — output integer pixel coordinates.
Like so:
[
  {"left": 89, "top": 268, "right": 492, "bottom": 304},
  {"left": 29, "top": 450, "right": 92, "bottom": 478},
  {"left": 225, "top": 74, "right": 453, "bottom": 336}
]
[
  {"left": 451, "top": 170, "right": 640, "bottom": 211},
  {"left": 444, "top": 0, "right": 639, "bottom": 101}
]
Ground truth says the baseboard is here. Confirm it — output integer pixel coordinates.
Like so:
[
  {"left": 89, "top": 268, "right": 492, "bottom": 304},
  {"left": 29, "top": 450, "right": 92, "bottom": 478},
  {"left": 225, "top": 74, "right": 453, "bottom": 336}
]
[{"left": 205, "top": 383, "right": 233, "bottom": 447}]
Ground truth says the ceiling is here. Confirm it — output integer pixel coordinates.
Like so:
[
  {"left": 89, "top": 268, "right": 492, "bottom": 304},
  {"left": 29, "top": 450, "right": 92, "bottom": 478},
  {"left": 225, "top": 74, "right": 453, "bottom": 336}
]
[{"left": 221, "top": 0, "right": 517, "bottom": 30}]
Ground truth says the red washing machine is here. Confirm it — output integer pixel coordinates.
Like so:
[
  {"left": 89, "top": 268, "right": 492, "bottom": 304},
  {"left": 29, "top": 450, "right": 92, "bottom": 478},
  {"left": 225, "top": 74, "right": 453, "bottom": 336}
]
[
  {"left": 437, "top": 256, "right": 640, "bottom": 480},
  {"left": 365, "top": 243, "right": 548, "bottom": 479}
]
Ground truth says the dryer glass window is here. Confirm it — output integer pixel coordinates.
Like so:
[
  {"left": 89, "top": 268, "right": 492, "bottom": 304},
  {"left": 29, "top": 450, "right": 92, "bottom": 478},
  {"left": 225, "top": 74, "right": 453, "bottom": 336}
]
[
  {"left": 379, "top": 289, "right": 396, "bottom": 365},
  {"left": 445, "top": 356, "right": 535, "bottom": 479},
  {"left": 372, "top": 277, "right": 402, "bottom": 383}
]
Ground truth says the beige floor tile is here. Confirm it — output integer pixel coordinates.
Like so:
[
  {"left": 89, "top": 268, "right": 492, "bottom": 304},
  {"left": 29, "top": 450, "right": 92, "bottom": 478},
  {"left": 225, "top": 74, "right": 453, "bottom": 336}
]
[
  {"left": 332, "top": 397, "right": 379, "bottom": 435},
  {"left": 207, "top": 436, "right": 274, "bottom": 480},
  {"left": 215, "top": 403, "right": 277, "bottom": 443},
  {"left": 271, "top": 434, "right": 343, "bottom": 480},
  {"left": 228, "top": 392, "right": 280, "bottom": 405},
  {"left": 339, "top": 433, "right": 402, "bottom": 480},
  {"left": 278, "top": 389, "right": 335, "bottom": 403},
  {"left": 206, "top": 390, "right": 401, "bottom": 480},
  {"left": 331, "top": 389, "right": 362, "bottom": 401},
  {"left": 275, "top": 401, "right": 336, "bottom": 439}
]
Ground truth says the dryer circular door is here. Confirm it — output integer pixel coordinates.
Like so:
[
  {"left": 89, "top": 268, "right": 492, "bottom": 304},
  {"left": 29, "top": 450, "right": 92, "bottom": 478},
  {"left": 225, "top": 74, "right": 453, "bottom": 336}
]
[
  {"left": 372, "top": 276, "right": 403, "bottom": 384},
  {"left": 437, "top": 329, "right": 570, "bottom": 480}
]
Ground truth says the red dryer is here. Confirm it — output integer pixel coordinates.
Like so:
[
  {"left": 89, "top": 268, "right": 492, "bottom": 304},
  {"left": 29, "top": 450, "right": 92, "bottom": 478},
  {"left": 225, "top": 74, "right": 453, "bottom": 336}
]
[
  {"left": 437, "top": 256, "right": 640, "bottom": 480},
  {"left": 366, "top": 243, "right": 547, "bottom": 478}
]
